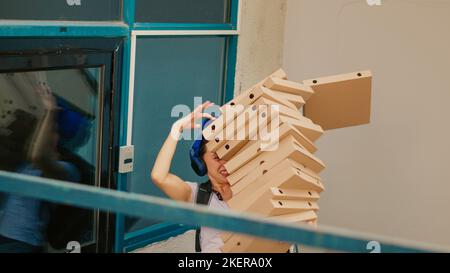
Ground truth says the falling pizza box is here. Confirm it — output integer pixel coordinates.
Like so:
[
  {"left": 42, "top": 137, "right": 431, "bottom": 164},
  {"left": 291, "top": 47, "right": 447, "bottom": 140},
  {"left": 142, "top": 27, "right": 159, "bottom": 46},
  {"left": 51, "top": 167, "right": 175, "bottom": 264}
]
[
  {"left": 269, "top": 90, "right": 307, "bottom": 109},
  {"left": 279, "top": 115, "right": 323, "bottom": 143},
  {"left": 226, "top": 135, "right": 325, "bottom": 187},
  {"left": 224, "top": 122, "right": 317, "bottom": 174},
  {"left": 202, "top": 70, "right": 289, "bottom": 141},
  {"left": 303, "top": 70, "right": 372, "bottom": 130},
  {"left": 264, "top": 77, "right": 315, "bottom": 102},
  {"left": 228, "top": 158, "right": 324, "bottom": 212}
]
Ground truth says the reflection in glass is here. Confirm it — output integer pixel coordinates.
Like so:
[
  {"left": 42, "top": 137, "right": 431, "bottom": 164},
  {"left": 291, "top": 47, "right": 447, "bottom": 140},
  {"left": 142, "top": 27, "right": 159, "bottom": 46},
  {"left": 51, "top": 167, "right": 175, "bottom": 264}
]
[
  {"left": 0, "top": 68, "right": 101, "bottom": 253},
  {"left": 135, "top": 0, "right": 230, "bottom": 24},
  {"left": 0, "top": 0, "right": 122, "bottom": 21}
]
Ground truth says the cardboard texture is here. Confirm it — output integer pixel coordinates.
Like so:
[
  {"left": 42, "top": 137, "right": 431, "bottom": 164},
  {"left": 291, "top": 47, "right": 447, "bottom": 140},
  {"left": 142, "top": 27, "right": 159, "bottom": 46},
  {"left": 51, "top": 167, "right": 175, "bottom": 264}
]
[
  {"left": 269, "top": 187, "right": 320, "bottom": 201},
  {"left": 270, "top": 90, "right": 307, "bottom": 109},
  {"left": 303, "top": 70, "right": 372, "bottom": 130},
  {"left": 223, "top": 210, "right": 318, "bottom": 253},
  {"left": 226, "top": 135, "right": 325, "bottom": 187},
  {"left": 203, "top": 69, "right": 372, "bottom": 253},
  {"left": 206, "top": 104, "right": 258, "bottom": 152},
  {"left": 247, "top": 197, "right": 319, "bottom": 216},
  {"left": 202, "top": 69, "right": 288, "bottom": 140},
  {"left": 223, "top": 233, "right": 291, "bottom": 253},
  {"left": 206, "top": 94, "right": 299, "bottom": 152},
  {"left": 279, "top": 115, "right": 324, "bottom": 143},
  {"left": 224, "top": 122, "right": 317, "bottom": 175},
  {"left": 268, "top": 210, "right": 318, "bottom": 223},
  {"left": 264, "top": 77, "right": 315, "bottom": 101},
  {"left": 216, "top": 109, "right": 271, "bottom": 161},
  {"left": 203, "top": 87, "right": 301, "bottom": 147},
  {"left": 228, "top": 158, "right": 324, "bottom": 212}
]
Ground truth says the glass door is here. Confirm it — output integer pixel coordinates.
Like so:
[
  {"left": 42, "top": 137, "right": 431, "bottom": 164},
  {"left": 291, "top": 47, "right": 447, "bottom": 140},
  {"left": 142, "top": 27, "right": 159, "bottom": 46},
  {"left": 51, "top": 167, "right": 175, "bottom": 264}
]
[{"left": 0, "top": 38, "right": 123, "bottom": 253}]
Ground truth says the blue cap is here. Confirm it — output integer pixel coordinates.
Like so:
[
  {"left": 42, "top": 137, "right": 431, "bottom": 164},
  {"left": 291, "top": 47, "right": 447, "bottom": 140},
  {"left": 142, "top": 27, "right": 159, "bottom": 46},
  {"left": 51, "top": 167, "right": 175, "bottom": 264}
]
[{"left": 56, "top": 98, "right": 91, "bottom": 150}]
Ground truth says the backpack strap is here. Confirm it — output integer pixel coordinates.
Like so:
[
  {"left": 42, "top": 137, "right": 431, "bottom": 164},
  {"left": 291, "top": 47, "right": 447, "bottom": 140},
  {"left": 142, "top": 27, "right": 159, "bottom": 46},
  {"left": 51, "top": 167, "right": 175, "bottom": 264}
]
[{"left": 195, "top": 180, "right": 213, "bottom": 253}]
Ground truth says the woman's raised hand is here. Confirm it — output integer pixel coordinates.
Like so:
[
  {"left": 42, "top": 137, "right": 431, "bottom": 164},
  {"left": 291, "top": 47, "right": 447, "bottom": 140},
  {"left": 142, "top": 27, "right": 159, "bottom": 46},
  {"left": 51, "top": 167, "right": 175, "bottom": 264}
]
[{"left": 171, "top": 101, "right": 216, "bottom": 138}]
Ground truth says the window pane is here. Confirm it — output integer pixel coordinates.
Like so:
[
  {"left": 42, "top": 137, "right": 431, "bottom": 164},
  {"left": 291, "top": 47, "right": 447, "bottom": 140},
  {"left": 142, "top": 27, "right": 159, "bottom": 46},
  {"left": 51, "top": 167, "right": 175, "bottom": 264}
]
[
  {"left": 126, "top": 36, "right": 228, "bottom": 234},
  {"left": 0, "top": 0, "right": 121, "bottom": 21},
  {"left": 135, "top": 0, "right": 230, "bottom": 24},
  {"left": 0, "top": 67, "right": 102, "bottom": 252}
]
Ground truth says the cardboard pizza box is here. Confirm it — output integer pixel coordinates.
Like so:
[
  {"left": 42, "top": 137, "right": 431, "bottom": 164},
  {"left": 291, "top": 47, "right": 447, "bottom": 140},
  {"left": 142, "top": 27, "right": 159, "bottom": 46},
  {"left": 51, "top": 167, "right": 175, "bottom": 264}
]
[
  {"left": 270, "top": 90, "right": 307, "bottom": 109},
  {"left": 248, "top": 199, "right": 319, "bottom": 216},
  {"left": 228, "top": 158, "right": 324, "bottom": 212},
  {"left": 202, "top": 70, "right": 288, "bottom": 140},
  {"left": 223, "top": 233, "right": 291, "bottom": 253},
  {"left": 268, "top": 210, "right": 318, "bottom": 223},
  {"left": 269, "top": 187, "right": 320, "bottom": 201},
  {"left": 202, "top": 88, "right": 300, "bottom": 143},
  {"left": 303, "top": 70, "right": 372, "bottom": 130},
  {"left": 264, "top": 77, "right": 315, "bottom": 101},
  {"left": 279, "top": 115, "right": 323, "bottom": 143},
  {"left": 226, "top": 135, "right": 325, "bottom": 187},
  {"left": 224, "top": 122, "right": 318, "bottom": 174}
]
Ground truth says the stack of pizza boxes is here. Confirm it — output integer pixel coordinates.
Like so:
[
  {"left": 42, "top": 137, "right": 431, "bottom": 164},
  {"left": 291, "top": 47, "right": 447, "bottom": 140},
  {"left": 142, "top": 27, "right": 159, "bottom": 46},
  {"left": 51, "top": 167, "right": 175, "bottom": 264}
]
[{"left": 202, "top": 69, "right": 372, "bottom": 253}]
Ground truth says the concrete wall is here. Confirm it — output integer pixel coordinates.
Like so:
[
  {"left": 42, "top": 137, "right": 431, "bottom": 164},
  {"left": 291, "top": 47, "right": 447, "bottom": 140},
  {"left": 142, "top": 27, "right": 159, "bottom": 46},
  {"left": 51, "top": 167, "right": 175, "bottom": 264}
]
[
  {"left": 284, "top": 0, "right": 450, "bottom": 248},
  {"left": 234, "top": 0, "right": 288, "bottom": 96}
]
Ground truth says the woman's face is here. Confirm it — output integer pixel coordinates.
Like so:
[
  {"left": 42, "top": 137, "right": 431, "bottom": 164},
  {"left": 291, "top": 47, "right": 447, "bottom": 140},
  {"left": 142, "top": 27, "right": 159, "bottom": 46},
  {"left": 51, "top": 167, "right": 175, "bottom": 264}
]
[{"left": 203, "top": 151, "right": 229, "bottom": 187}]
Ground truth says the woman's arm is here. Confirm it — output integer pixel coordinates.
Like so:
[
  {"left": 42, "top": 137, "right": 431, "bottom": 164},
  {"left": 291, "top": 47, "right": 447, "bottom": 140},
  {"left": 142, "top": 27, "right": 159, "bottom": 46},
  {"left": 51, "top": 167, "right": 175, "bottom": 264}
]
[
  {"left": 27, "top": 74, "right": 71, "bottom": 181},
  {"left": 151, "top": 101, "right": 215, "bottom": 202}
]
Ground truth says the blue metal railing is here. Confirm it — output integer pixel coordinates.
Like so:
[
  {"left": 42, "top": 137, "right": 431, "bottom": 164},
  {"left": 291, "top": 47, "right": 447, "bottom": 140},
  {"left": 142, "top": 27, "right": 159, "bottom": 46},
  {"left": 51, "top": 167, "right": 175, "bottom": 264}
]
[{"left": 0, "top": 170, "right": 448, "bottom": 253}]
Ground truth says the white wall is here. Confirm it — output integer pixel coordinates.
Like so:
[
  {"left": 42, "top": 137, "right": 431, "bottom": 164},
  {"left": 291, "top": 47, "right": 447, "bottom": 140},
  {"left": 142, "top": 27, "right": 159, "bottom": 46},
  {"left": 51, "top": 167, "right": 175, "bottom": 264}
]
[
  {"left": 284, "top": 0, "right": 450, "bottom": 248},
  {"left": 234, "top": 0, "right": 288, "bottom": 96}
]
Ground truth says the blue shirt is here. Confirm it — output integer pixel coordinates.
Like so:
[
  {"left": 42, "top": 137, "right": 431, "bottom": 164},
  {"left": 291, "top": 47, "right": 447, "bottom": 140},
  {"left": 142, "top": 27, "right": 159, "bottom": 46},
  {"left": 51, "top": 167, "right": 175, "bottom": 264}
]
[{"left": 0, "top": 162, "right": 80, "bottom": 246}]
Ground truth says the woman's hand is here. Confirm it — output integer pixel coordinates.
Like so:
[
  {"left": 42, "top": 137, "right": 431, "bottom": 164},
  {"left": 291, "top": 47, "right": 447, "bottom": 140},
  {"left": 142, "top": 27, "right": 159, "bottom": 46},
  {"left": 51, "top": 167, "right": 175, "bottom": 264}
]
[
  {"left": 152, "top": 101, "right": 216, "bottom": 202},
  {"left": 171, "top": 101, "right": 216, "bottom": 139}
]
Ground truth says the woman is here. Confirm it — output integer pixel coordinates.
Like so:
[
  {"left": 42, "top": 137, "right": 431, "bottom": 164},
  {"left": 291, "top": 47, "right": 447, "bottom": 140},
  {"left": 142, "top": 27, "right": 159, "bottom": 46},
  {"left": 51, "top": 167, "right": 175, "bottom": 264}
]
[{"left": 151, "top": 101, "right": 232, "bottom": 253}]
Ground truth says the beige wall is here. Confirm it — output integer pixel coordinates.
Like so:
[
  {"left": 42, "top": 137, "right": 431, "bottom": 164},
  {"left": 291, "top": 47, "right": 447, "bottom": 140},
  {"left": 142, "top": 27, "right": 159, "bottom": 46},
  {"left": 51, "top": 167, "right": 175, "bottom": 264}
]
[
  {"left": 234, "top": 0, "right": 288, "bottom": 96},
  {"left": 284, "top": 0, "right": 450, "bottom": 248}
]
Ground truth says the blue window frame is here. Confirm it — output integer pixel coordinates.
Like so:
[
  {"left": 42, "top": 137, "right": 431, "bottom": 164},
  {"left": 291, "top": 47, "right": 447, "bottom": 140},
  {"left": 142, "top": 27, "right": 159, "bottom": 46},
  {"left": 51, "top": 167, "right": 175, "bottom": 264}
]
[{"left": 124, "top": 35, "right": 229, "bottom": 237}]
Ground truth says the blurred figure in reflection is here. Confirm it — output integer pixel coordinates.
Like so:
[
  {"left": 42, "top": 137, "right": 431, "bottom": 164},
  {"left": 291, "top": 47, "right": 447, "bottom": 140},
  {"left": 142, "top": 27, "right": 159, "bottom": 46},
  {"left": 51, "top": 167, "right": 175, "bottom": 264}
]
[{"left": 0, "top": 72, "right": 91, "bottom": 253}]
